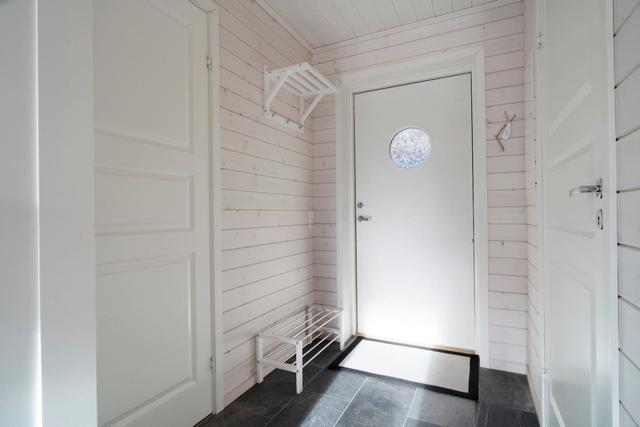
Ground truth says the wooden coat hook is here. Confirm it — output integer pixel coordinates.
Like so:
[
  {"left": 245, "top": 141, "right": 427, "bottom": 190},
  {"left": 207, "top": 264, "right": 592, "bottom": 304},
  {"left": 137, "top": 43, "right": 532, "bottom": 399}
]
[{"left": 495, "top": 111, "right": 517, "bottom": 151}]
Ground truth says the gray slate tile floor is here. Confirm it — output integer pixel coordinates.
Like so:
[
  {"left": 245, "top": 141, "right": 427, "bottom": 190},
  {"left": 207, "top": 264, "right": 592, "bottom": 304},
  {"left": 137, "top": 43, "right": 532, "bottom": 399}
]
[{"left": 202, "top": 343, "right": 539, "bottom": 427}]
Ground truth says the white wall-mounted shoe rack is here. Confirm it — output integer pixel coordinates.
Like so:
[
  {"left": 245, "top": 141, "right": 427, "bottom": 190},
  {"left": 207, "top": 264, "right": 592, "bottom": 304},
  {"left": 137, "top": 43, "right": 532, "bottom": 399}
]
[
  {"left": 264, "top": 62, "right": 337, "bottom": 133},
  {"left": 256, "top": 305, "right": 344, "bottom": 393}
]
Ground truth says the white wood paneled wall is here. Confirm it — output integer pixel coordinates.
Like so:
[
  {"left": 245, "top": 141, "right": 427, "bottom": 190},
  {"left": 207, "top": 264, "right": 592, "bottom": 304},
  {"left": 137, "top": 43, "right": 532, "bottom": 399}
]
[
  {"left": 311, "top": 0, "right": 528, "bottom": 374},
  {"left": 523, "top": 0, "right": 542, "bottom": 411},
  {"left": 614, "top": 0, "right": 640, "bottom": 424},
  {"left": 215, "top": 0, "right": 315, "bottom": 405}
]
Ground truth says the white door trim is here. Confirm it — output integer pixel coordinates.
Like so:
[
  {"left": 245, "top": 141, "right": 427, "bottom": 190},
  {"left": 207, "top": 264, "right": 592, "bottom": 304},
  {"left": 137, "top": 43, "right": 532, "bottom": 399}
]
[
  {"left": 190, "top": 1, "right": 224, "bottom": 413},
  {"left": 185, "top": 0, "right": 225, "bottom": 415},
  {"left": 205, "top": 6, "right": 225, "bottom": 414},
  {"left": 190, "top": 0, "right": 224, "bottom": 414},
  {"left": 334, "top": 47, "right": 490, "bottom": 365}
]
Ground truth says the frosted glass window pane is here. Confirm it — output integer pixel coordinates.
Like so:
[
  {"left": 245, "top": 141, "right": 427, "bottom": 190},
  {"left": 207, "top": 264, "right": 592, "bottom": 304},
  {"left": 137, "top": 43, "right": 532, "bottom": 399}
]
[{"left": 389, "top": 128, "right": 431, "bottom": 168}]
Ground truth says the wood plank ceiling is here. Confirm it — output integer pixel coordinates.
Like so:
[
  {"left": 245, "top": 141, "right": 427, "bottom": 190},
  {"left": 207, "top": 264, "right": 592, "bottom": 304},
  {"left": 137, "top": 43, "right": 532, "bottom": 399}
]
[{"left": 258, "top": 0, "right": 501, "bottom": 49}]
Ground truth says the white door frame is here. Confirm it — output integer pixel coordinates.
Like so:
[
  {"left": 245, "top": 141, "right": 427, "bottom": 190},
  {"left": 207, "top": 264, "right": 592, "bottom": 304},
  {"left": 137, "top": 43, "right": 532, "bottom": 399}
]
[
  {"left": 190, "top": 0, "right": 224, "bottom": 414},
  {"left": 334, "top": 47, "right": 490, "bottom": 365}
]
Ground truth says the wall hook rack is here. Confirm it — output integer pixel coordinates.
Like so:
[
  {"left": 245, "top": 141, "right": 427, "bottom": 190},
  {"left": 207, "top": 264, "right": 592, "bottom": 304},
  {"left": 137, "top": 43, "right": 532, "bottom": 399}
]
[{"left": 264, "top": 62, "right": 337, "bottom": 132}]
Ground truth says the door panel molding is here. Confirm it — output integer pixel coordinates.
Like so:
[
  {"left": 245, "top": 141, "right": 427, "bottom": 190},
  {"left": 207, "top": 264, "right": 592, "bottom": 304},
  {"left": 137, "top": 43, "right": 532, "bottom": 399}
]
[
  {"left": 334, "top": 47, "right": 490, "bottom": 365},
  {"left": 94, "top": 1, "right": 224, "bottom": 424}
]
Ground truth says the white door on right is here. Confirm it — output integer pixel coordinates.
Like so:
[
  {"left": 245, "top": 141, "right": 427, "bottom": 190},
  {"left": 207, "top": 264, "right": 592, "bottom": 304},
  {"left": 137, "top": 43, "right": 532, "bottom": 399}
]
[{"left": 541, "top": 0, "right": 615, "bottom": 426}]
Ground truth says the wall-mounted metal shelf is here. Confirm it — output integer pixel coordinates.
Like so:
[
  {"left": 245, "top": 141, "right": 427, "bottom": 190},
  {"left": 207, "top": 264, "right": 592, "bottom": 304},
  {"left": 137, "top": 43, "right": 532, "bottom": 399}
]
[
  {"left": 256, "top": 305, "right": 343, "bottom": 393},
  {"left": 264, "top": 62, "right": 337, "bottom": 133}
]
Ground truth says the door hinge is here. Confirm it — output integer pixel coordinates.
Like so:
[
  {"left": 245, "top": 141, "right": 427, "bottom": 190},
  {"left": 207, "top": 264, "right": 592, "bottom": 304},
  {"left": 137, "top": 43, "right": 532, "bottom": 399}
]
[
  {"left": 206, "top": 55, "right": 212, "bottom": 71},
  {"left": 210, "top": 356, "right": 215, "bottom": 370}
]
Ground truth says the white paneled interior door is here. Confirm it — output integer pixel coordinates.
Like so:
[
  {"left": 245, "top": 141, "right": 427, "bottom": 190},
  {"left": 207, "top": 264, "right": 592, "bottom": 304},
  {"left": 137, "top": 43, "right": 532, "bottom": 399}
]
[
  {"left": 94, "top": 1, "right": 213, "bottom": 426},
  {"left": 541, "top": 0, "right": 615, "bottom": 425},
  {"left": 354, "top": 74, "right": 475, "bottom": 351}
]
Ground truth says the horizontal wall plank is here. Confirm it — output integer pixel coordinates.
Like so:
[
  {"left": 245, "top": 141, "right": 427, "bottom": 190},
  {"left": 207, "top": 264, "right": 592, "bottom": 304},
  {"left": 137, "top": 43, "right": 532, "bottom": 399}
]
[
  {"left": 489, "top": 341, "right": 527, "bottom": 364},
  {"left": 221, "top": 109, "right": 312, "bottom": 156},
  {"left": 488, "top": 189, "right": 527, "bottom": 207},
  {"left": 314, "top": 277, "right": 337, "bottom": 292},
  {"left": 488, "top": 224, "right": 527, "bottom": 241},
  {"left": 614, "top": 0, "right": 640, "bottom": 33},
  {"left": 615, "top": 3, "right": 640, "bottom": 86},
  {"left": 489, "top": 274, "right": 527, "bottom": 293},
  {"left": 489, "top": 241, "right": 527, "bottom": 258},
  {"left": 618, "top": 190, "right": 640, "bottom": 247},
  {"left": 490, "top": 324, "right": 527, "bottom": 346},
  {"left": 620, "top": 299, "right": 640, "bottom": 366},
  {"left": 223, "top": 190, "right": 312, "bottom": 211},
  {"left": 489, "top": 207, "right": 527, "bottom": 224},
  {"left": 312, "top": 169, "right": 336, "bottom": 184},
  {"left": 223, "top": 279, "right": 314, "bottom": 332},
  {"left": 314, "top": 238, "right": 336, "bottom": 251},
  {"left": 222, "top": 210, "right": 310, "bottom": 230},
  {"left": 486, "top": 68, "right": 525, "bottom": 91},
  {"left": 486, "top": 85, "right": 524, "bottom": 106},
  {"left": 224, "top": 265, "right": 315, "bottom": 312},
  {"left": 620, "top": 403, "right": 639, "bottom": 427},
  {"left": 487, "top": 155, "right": 525, "bottom": 173},
  {"left": 618, "top": 129, "right": 640, "bottom": 191},
  {"left": 223, "top": 252, "right": 314, "bottom": 292},
  {"left": 616, "top": 65, "right": 640, "bottom": 138},
  {"left": 619, "top": 246, "right": 640, "bottom": 307},
  {"left": 488, "top": 172, "right": 526, "bottom": 190},
  {"left": 620, "top": 353, "right": 640, "bottom": 423},
  {"left": 490, "top": 307, "right": 527, "bottom": 328},
  {"left": 222, "top": 225, "right": 314, "bottom": 250},
  {"left": 221, "top": 87, "right": 312, "bottom": 141},
  {"left": 313, "top": 290, "right": 337, "bottom": 306},
  {"left": 222, "top": 238, "right": 314, "bottom": 271},
  {"left": 222, "top": 169, "right": 312, "bottom": 197},
  {"left": 314, "top": 251, "right": 336, "bottom": 265},
  {"left": 314, "top": 210, "right": 336, "bottom": 224},
  {"left": 222, "top": 127, "right": 312, "bottom": 169},
  {"left": 489, "top": 291, "right": 528, "bottom": 310}
]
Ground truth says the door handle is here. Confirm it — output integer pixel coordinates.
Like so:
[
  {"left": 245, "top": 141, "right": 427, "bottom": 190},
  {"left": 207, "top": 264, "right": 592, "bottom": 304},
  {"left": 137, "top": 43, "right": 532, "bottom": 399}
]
[
  {"left": 569, "top": 178, "right": 602, "bottom": 199},
  {"left": 357, "top": 215, "right": 371, "bottom": 222}
]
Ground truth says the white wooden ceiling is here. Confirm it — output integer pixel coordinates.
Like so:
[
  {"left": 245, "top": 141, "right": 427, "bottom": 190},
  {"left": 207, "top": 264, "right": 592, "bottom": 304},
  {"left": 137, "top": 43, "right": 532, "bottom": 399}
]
[{"left": 258, "top": 0, "right": 500, "bottom": 49}]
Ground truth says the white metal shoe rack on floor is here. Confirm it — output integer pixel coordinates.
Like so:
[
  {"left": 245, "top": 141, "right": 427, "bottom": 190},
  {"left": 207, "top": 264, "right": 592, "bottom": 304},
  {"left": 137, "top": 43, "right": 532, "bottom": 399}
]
[{"left": 256, "top": 305, "right": 344, "bottom": 393}]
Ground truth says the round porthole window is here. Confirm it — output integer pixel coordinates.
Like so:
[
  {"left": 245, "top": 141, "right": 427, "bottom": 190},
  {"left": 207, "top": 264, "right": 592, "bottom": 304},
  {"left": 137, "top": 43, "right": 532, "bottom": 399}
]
[{"left": 389, "top": 127, "right": 431, "bottom": 169}]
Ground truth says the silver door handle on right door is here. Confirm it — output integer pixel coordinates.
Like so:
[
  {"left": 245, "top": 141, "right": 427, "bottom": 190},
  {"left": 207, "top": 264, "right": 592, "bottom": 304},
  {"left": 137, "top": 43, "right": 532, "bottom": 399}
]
[
  {"left": 569, "top": 178, "right": 602, "bottom": 198},
  {"left": 357, "top": 215, "right": 371, "bottom": 222}
]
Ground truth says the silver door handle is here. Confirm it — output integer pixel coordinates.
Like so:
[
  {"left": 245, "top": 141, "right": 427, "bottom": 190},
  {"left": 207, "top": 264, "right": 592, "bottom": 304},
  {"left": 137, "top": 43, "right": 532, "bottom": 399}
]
[
  {"left": 357, "top": 215, "right": 371, "bottom": 222},
  {"left": 569, "top": 178, "right": 602, "bottom": 198}
]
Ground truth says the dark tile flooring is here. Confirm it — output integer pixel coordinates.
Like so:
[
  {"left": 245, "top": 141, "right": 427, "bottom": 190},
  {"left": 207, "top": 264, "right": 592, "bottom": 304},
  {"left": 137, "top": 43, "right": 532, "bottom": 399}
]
[{"left": 203, "top": 343, "right": 539, "bottom": 427}]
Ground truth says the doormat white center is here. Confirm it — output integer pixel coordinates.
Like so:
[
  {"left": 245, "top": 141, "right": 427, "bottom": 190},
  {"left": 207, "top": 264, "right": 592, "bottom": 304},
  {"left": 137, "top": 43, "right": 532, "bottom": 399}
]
[{"left": 331, "top": 338, "right": 479, "bottom": 400}]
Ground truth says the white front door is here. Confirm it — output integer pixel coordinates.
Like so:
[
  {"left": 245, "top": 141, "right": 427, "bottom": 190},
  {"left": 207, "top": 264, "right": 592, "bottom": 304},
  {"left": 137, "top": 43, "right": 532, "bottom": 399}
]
[
  {"left": 354, "top": 74, "right": 475, "bottom": 351},
  {"left": 541, "top": 0, "right": 615, "bottom": 425},
  {"left": 94, "top": 1, "right": 213, "bottom": 426}
]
